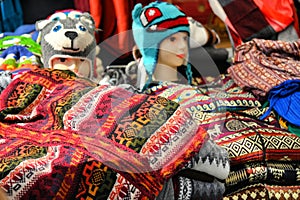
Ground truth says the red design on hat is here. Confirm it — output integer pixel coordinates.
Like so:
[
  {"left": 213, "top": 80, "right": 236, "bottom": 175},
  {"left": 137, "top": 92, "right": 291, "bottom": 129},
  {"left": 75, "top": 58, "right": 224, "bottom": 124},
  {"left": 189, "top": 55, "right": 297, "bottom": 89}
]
[
  {"left": 147, "top": 16, "right": 189, "bottom": 31},
  {"left": 141, "top": 7, "right": 162, "bottom": 26}
]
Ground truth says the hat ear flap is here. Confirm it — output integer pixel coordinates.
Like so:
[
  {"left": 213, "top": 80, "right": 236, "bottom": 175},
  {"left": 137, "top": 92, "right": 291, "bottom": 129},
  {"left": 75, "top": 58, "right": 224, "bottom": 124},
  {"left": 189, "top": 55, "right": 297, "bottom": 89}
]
[
  {"left": 80, "top": 12, "right": 95, "bottom": 30},
  {"left": 132, "top": 3, "right": 143, "bottom": 20},
  {"left": 35, "top": 19, "right": 52, "bottom": 44},
  {"left": 35, "top": 19, "right": 52, "bottom": 31}
]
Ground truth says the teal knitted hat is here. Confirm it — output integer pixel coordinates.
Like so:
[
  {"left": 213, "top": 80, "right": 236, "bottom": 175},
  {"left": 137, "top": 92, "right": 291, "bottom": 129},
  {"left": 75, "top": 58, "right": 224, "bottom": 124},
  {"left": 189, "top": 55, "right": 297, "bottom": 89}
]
[{"left": 132, "top": 1, "right": 192, "bottom": 89}]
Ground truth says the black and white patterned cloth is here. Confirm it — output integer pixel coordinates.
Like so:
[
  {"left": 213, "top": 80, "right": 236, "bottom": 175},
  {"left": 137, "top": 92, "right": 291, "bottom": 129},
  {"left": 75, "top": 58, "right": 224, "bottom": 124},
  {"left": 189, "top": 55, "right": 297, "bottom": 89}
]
[
  {"left": 0, "top": 71, "right": 12, "bottom": 94},
  {"left": 99, "top": 61, "right": 138, "bottom": 86}
]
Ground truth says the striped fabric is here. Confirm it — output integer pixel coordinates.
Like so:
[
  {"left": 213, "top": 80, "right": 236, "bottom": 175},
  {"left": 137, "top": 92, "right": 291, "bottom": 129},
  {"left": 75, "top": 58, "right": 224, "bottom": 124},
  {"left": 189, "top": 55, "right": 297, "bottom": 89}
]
[{"left": 228, "top": 38, "right": 300, "bottom": 98}]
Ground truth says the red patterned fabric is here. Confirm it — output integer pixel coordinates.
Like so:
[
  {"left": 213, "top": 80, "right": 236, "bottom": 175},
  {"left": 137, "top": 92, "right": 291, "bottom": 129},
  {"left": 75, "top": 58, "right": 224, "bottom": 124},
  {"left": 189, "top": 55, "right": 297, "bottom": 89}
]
[
  {"left": 0, "top": 68, "right": 208, "bottom": 199},
  {"left": 228, "top": 38, "right": 300, "bottom": 98}
]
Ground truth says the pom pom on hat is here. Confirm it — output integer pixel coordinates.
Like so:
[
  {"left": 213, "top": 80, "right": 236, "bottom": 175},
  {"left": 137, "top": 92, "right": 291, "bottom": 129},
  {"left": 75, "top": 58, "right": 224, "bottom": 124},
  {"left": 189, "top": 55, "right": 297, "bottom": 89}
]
[
  {"left": 188, "top": 17, "right": 220, "bottom": 48},
  {"left": 132, "top": 1, "right": 192, "bottom": 90}
]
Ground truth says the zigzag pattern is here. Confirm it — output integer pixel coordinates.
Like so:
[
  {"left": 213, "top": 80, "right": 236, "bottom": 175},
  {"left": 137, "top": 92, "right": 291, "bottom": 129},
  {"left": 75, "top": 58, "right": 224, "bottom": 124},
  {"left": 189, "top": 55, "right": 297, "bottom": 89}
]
[
  {"left": 190, "top": 139, "right": 230, "bottom": 180},
  {"left": 224, "top": 183, "right": 300, "bottom": 200},
  {"left": 0, "top": 68, "right": 210, "bottom": 199},
  {"left": 217, "top": 126, "right": 300, "bottom": 164},
  {"left": 1, "top": 146, "right": 58, "bottom": 198},
  {"left": 0, "top": 143, "right": 47, "bottom": 179}
]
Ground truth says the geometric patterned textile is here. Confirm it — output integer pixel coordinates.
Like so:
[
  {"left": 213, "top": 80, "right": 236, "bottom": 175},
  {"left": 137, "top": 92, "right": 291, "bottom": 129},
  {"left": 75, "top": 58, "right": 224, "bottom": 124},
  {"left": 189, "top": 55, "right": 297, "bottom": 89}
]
[
  {"left": 213, "top": 112, "right": 300, "bottom": 198},
  {"left": 145, "top": 74, "right": 261, "bottom": 112},
  {"left": 172, "top": 176, "right": 225, "bottom": 200},
  {"left": 141, "top": 54, "right": 300, "bottom": 199},
  {"left": 0, "top": 68, "right": 208, "bottom": 199},
  {"left": 186, "top": 139, "right": 230, "bottom": 180},
  {"left": 228, "top": 38, "right": 300, "bottom": 99},
  {"left": 225, "top": 161, "right": 300, "bottom": 195},
  {"left": 216, "top": 112, "right": 300, "bottom": 165},
  {"left": 144, "top": 74, "right": 262, "bottom": 140},
  {"left": 223, "top": 183, "right": 300, "bottom": 200}
]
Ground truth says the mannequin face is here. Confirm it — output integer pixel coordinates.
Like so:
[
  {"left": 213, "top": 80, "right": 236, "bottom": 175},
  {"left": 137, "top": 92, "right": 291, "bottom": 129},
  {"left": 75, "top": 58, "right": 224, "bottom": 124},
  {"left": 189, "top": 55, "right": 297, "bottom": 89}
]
[
  {"left": 157, "top": 32, "right": 188, "bottom": 68},
  {"left": 51, "top": 57, "right": 90, "bottom": 78}
]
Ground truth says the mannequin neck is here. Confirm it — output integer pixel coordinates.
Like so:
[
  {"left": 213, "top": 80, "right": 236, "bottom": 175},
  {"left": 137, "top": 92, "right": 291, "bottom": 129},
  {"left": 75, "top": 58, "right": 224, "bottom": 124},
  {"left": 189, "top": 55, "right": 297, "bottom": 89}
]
[{"left": 153, "top": 63, "right": 178, "bottom": 82}]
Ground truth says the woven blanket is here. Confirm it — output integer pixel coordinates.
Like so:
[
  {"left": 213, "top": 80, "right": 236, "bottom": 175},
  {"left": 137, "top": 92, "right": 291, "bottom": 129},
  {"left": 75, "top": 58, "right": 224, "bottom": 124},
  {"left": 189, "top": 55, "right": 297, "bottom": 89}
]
[
  {"left": 0, "top": 68, "right": 208, "bottom": 199},
  {"left": 145, "top": 74, "right": 262, "bottom": 139},
  {"left": 146, "top": 74, "right": 261, "bottom": 111},
  {"left": 215, "top": 112, "right": 300, "bottom": 165}
]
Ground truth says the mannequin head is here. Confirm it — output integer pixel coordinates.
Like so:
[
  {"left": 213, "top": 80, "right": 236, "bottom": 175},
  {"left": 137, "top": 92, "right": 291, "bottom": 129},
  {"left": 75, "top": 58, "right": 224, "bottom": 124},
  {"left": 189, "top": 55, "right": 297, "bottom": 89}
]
[
  {"left": 132, "top": 1, "right": 192, "bottom": 90},
  {"left": 157, "top": 32, "right": 188, "bottom": 68},
  {"left": 154, "top": 31, "right": 188, "bottom": 81},
  {"left": 52, "top": 57, "right": 90, "bottom": 78}
]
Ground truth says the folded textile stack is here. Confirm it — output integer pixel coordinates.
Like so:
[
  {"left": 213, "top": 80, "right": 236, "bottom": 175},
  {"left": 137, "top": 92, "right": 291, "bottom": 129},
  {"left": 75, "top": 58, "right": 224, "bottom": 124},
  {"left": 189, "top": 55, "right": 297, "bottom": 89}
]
[
  {"left": 228, "top": 38, "right": 300, "bottom": 136},
  {"left": 144, "top": 73, "right": 300, "bottom": 199},
  {"left": 144, "top": 74, "right": 266, "bottom": 199},
  {"left": 214, "top": 112, "right": 300, "bottom": 200}
]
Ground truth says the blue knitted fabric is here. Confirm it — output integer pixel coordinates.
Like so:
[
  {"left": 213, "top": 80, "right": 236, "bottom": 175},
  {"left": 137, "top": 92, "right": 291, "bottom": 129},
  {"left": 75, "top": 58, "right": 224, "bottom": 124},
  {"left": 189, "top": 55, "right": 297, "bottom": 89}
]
[{"left": 260, "top": 79, "right": 300, "bottom": 127}]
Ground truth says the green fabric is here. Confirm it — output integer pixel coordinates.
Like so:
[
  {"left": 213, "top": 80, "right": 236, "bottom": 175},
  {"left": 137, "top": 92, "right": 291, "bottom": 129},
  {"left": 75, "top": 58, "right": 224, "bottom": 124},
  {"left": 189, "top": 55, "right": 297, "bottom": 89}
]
[{"left": 0, "top": 36, "right": 41, "bottom": 56}]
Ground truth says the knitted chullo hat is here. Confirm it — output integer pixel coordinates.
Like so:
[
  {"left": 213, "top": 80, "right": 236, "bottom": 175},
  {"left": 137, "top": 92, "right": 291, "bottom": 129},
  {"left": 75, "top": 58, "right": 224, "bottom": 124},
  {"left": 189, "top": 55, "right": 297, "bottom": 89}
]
[
  {"left": 132, "top": 1, "right": 192, "bottom": 90},
  {"left": 35, "top": 10, "right": 97, "bottom": 79}
]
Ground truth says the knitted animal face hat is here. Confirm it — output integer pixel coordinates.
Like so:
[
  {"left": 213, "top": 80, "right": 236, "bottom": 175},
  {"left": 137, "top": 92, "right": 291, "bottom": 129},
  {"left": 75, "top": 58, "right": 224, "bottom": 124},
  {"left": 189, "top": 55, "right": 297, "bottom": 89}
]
[
  {"left": 132, "top": 1, "right": 192, "bottom": 89},
  {"left": 35, "top": 10, "right": 96, "bottom": 79}
]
